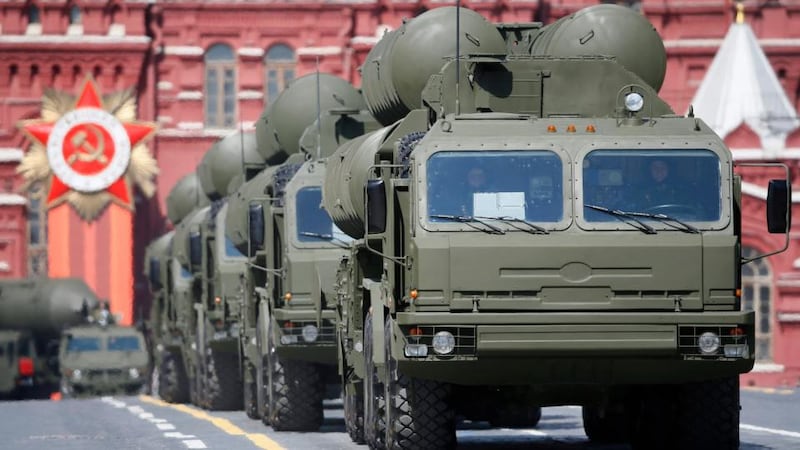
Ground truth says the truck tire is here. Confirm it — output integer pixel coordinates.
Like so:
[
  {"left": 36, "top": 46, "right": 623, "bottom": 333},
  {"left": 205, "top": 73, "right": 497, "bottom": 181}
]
[
  {"left": 244, "top": 364, "right": 259, "bottom": 419},
  {"left": 676, "top": 377, "right": 739, "bottom": 450},
  {"left": 158, "top": 350, "right": 189, "bottom": 403},
  {"left": 344, "top": 381, "right": 365, "bottom": 444},
  {"left": 364, "top": 312, "right": 386, "bottom": 449},
  {"left": 204, "top": 347, "right": 243, "bottom": 411},
  {"left": 385, "top": 319, "right": 456, "bottom": 450},
  {"left": 267, "top": 324, "right": 324, "bottom": 431},
  {"left": 582, "top": 405, "right": 628, "bottom": 443}
]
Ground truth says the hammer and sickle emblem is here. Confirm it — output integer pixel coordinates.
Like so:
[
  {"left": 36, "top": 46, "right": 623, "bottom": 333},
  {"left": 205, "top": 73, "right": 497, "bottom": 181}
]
[{"left": 67, "top": 125, "right": 108, "bottom": 165}]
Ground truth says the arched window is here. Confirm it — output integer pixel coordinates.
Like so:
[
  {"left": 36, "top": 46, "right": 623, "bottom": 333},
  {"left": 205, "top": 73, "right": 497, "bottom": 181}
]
[
  {"left": 741, "top": 247, "right": 773, "bottom": 361},
  {"left": 264, "top": 44, "right": 295, "bottom": 106},
  {"left": 69, "top": 5, "right": 81, "bottom": 24},
  {"left": 205, "top": 44, "right": 237, "bottom": 128},
  {"left": 28, "top": 5, "right": 41, "bottom": 24}
]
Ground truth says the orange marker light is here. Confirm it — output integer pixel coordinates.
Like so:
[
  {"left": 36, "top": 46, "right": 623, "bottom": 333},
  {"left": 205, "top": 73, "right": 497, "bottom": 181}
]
[
  {"left": 284, "top": 292, "right": 292, "bottom": 302},
  {"left": 735, "top": 288, "right": 742, "bottom": 298},
  {"left": 730, "top": 327, "right": 745, "bottom": 336},
  {"left": 284, "top": 321, "right": 294, "bottom": 329},
  {"left": 409, "top": 327, "right": 423, "bottom": 337},
  {"left": 410, "top": 289, "right": 419, "bottom": 300},
  {"left": 566, "top": 124, "right": 576, "bottom": 133},
  {"left": 547, "top": 125, "right": 557, "bottom": 133},
  {"left": 214, "top": 296, "right": 222, "bottom": 305},
  {"left": 586, "top": 124, "right": 596, "bottom": 133}
]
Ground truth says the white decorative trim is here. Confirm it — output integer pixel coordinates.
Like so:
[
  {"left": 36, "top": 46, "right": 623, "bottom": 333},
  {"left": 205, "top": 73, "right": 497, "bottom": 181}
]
[
  {"left": 0, "top": 261, "right": 9, "bottom": 272},
  {"left": 158, "top": 123, "right": 255, "bottom": 139},
  {"left": 351, "top": 36, "right": 381, "bottom": 45},
  {"left": 25, "top": 23, "right": 42, "bottom": 36},
  {"left": 0, "top": 34, "right": 149, "bottom": 45},
  {"left": 238, "top": 47, "right": 264, "bottom": 58},
  {"left": 238, "top": 90, "right": 263, "bottom": 100},
  {"left": 162, "top": 45, "right": 204, "bottom": 56},
  {"left": 732, "top": 148, "right": 800, "bottom": 160},
  {"left": 66, "top": 24, "right": 84, "bottom": 36},
  {"left": 157, "top": 81, "right": 174, "bottom": 91},
  {"left": 156, "top": 116, "right": 173, "bottom": 124},
  {"left": 297, "top": 46, "right": 342, "bottom": 56},
  {"left": 0, "top": 194, "right": 27, "bottom": 206},
  {"left": 0, "top": 148, "right": 24, "bottom": 162},
  {"left": 777, "top": 313, "right": 800, "bottom": 322},
  {"left": 177, "top": 91, "right": 203, "bottom": 101},
  {"left": 751, "top": 362, "right": 785, "bottom": 373},
  {"left": 176, "top": 122, "right": 204, "bottom": 130},
  {"left": 741, "top": 181, "right": 800, "bottom": 203},
  {"left": 665, "top": 38, "right": 800, "bottom": 49},
  {"left": 108, "top": 23, "right": 126, "bottom": 37}
]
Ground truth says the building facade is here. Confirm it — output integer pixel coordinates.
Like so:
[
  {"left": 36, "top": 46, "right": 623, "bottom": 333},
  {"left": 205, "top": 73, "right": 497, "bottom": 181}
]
[{"left": 1, "top": 0, "right": 800, "bottom": 385}]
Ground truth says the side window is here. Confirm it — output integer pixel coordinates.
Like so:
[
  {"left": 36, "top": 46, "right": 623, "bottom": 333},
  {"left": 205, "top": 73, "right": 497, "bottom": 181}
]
[
  {"left": 264, "top": 44, "right": 295, "bottom": 106},
  {"left": 205, "top": 44, "right": 237, "bottom": 128},
  {"left": 741, "top": 247, "right": 772, "bottom": 361}
]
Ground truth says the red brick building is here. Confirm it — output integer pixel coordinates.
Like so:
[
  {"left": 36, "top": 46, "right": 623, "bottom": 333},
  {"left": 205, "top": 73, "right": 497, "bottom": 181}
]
[{"left": 1, "top": 0, "right": 799, "bottom": 385}]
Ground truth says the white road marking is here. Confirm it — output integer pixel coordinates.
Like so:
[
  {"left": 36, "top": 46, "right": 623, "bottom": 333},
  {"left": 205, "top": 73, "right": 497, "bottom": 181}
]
[
  {"left": 511, "top": 429, "right": 548, "bottom": 437},
  {"left": 128, "top": 406, "right": 145, "bottom": 414},
  {"left": 157, "top": 423, "right": 176, "bottom": 431},
  {"left": 183, "top": 440, "right": 207, "bottom": 449},
  {"left": 139, "top": 412, "right": 154, "bottom": 419},
  {"left": 741, "top": 424, "right": 800, "bottom": 439},
  {"left": 165, "top": 432, "right": 197, "bottom": 439},
  {"left": 100, "top": 396, "right": 127, "bottom": 408},
  {"left": 147, "top": 418, "right": 168, "bottom": 423}
]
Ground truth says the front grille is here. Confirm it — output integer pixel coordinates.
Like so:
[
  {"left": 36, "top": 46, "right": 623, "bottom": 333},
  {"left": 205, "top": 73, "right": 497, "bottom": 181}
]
[
  {"left": 402, "top": 325, "right": 476, "bottom": 356},
  {"left": 280, "top": 320, "right": 336, "bottom": 343},
  {"left": 679, "top": 325, "right": 749, "bottom": 358}
]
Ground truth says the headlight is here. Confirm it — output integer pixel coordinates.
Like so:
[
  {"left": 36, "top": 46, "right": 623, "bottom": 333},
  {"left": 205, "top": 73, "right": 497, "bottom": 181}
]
[
  {"left": 432, "top": 331, "right": 455, "bottom": 355},
  {"left": 71, "top": 369, "right": 82, "bottom": 381},
  {"left": 624, "top": 92, "right": 644, "bottom": 112},
  {"left": 128, "top": 367, "right": 140, "bottom": 379},
  {"left": 698, "top": 332, "right": 720, "bottom": 354},
  {"left": 302, "top": 325, "right": 319, "bottom": 343}
]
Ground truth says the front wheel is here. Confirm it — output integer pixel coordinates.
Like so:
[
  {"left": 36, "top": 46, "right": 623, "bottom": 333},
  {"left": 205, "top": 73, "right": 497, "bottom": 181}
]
[{"left": 384, "top": 318, "right": 456, "bottom": 450}]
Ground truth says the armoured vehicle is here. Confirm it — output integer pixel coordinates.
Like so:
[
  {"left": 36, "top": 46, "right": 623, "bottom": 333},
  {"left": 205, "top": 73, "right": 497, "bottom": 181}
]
[
  {"left": 58, "top": 321, "right": 149, "bottom": 398},
  {"left": 147, "top": 173, "right": 209, "bottom": 404},
  {"left": 225, "top": 72, "right": 376, "bottom": 430},
  {"left": 0, "top": 278, "right": 101, "bottom": 398},
  {"left": 324, "top": 5, "right": 791, "bottom": 450}
]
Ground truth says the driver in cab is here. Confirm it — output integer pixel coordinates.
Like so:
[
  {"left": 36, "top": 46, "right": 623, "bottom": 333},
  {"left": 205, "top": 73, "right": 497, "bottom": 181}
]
[{"left": 640, "top": 159, "right": 680, "bottom": 206}]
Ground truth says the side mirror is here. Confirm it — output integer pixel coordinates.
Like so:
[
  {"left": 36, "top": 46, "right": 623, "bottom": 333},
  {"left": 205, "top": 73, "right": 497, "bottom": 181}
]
[
  {"left": 149, "top": 257, "right": 162, "bottom": 290},
  {"left": 248, "top": 203, "right": 265, "bottom": 254},
  {"left": 189, "top": 231, "right": 202, "bottom": 268},
  {"left": 366, "top": 179, "right": 387, "bottom": 234},
  {"left": 766, "top": 179, "right": 791, "bottom": 233}
]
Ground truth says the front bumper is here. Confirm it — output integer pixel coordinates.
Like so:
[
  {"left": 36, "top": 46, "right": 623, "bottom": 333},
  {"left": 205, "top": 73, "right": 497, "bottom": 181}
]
[
  {"left": 393, "top": 311, "right": 755, "bottom": 385},
  {"left": 272, "top": 309, "right": 337, "bottom": 364}
]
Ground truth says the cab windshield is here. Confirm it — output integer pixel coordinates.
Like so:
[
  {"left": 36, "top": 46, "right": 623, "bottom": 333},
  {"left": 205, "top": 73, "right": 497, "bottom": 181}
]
[
  {"left": 296, "top": 187, "right": 352, "bottom": 245},
  {"left": 426, "top": 150, "right": 563, "bottom": 222},
  {"left": 67, "top": 337, "right": 101, "bottom": 352},
  {"left": 107, "top": 336, "right": 141, "bottom": 351},
  {"left": 582, "top": 150, "right": 722, "bottom": 223}
]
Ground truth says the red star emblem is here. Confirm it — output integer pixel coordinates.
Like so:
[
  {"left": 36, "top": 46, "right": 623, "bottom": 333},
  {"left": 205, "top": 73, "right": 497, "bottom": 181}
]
[{"left": 20, "top": 77, "right": 156, "bottom": 209}]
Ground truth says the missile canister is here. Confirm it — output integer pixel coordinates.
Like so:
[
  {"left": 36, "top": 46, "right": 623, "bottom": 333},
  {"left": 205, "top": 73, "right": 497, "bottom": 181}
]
[
  {"left": 360, "top": 6, "right": 507, "bottom": 126},
  {"left": 172, "top": 206, "right": 211, "bottom": 270},
  {"left": 166, "top": 173, "right": 210, "bottom": 226},
  {"left": 529, "top": 3, "right": 667, "bottom": 92},
  {"left": 197, "top": 131, "right": 266, "bottom": 201},
  {"left": 0, "top": 278, "right": 100, "bottom": 337},
  {"left": 255, "top": 73, "right": 365, "bottom": 160},
  {"left": 322, "top": 126, "right": 394, "bottom": 239}
]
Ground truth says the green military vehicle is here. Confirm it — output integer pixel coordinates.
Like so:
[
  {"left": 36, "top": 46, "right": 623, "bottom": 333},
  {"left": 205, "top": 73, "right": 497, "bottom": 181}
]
[
  {"left": 146, "top": 172, "right": 209, "bottom": 404},
  {"left": 322, "top": 5, "right": 791, "bottom": 450},
  {"left": 225, "top": 73, "right": 375, "bottom": 430},
  {"left": 58, "top": 320, "right": 149, "bottom": 398},
  {"left": 0, "top": 278, "right": 101, "bottom": 399}
]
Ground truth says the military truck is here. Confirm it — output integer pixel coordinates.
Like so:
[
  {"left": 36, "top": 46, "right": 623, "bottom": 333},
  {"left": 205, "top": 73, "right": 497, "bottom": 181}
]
[
  {"left": 323, "top": 5, "right": 791, "bottom": 450},
  {"left": 58, "top": 320, "right": 149, "bottom": 398},
  {"left": 146, "top": 173, "right": 209, "bottom": 404},
  {"left": 225, "top": 73, "right": 375, "bottom": 430},
  {"left": 0, "top": 278, "right": 101, "bottom": 398}
]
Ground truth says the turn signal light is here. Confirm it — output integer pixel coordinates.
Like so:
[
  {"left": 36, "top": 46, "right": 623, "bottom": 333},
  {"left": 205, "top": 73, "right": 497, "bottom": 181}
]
[
  {"left": 284, "top": 292, "right": 292, "bottom": 302},
  {"left": 410, "top": 289, "right": 419, "bottom": 300},
  {"left": 730, "top": 327, "right": 745, "bottom": 336},
  {"left": 409, "top": 327, "right": 423, "bottom": 337},
  {"left": 18, "top": 357, "right": 34, "bottom": 377},
  {"left": 214, "top": 296, "right": 222, "bottom": 305},
  {"left": 547, "top": 125, "right": 557, "bottom": 133},
  {"left": 566, "top": 124, "right": 576, "bottom": 133},
  {"left": 586, "top": 124, "right": 596, "bottom": 133}
]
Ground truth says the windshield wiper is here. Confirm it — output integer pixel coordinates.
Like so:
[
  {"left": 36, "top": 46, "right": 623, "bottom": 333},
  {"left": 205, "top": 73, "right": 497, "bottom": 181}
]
[
  {"left": 474, "top": 216, "right": 549, "bottom": 234},
  {"left": 299, "top": 231, "right": 350, "bottom": 248},
  {"left": 623, "top": 211, "right": 700, "bottom": 234},
  {"left": 429, "top": 214, "right": 505, "bottom": 235},
  {"left": 584, "top": 204, "right": 657, "bottom": 234}
]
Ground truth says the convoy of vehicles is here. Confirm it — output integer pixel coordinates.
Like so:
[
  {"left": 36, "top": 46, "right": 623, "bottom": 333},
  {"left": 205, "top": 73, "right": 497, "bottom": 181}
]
[{"left": 141, "top": 4, "right": 790, "bottom": 450}]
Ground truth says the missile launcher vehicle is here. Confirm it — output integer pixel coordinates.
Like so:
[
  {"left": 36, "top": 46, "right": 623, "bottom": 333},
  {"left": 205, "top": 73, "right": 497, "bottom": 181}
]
[
  {"left": 0, "top": 278, "right": 100, "bottom": 398},
  {"left": 225, "top": 72, "right": 378, "bottom": 430},
  {"left": 325, "top": 5, "right": 791, "bottom": 450}
]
